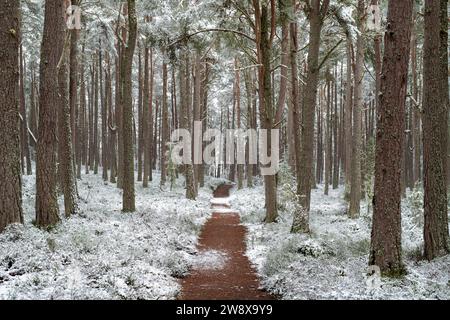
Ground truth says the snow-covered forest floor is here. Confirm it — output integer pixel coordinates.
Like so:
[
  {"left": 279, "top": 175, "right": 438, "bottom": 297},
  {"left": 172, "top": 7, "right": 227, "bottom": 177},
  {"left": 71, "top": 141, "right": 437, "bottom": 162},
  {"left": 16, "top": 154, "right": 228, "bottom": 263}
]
[
  {"left": 1, "top": 169, "right": 449, "bottom": 300},
  {"left": 0, "top": 172, "right": 221, "bottom": 300},
  {"left": 234, "top": 181, "right": 450, "bottom": 300}
]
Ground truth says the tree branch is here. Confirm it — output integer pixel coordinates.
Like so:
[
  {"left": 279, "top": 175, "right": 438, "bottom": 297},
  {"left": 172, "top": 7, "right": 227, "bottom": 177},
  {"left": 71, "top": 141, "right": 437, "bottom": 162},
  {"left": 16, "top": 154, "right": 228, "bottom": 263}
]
[{"left": 168, "top": 28, "right": 255, "bottom": 47}]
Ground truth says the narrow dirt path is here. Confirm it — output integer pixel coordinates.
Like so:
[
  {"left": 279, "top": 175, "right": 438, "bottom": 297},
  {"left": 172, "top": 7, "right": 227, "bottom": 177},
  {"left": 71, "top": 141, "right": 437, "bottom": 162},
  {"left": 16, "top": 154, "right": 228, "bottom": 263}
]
[{"left": 179, "top": 184, "right": 273, "bottom": 300}]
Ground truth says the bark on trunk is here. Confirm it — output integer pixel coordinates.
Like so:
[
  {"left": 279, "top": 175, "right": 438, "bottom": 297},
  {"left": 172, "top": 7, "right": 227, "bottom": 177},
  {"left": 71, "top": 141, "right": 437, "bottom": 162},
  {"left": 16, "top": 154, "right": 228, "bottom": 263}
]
[
  {"left": 422, "top": 0, "right": 450, "bottom": 260},
  {"left": 369, "top": 0, "right": 413, "bottom": 276},
  {"left": 0, "top": 0, "right": 24, "bottom": 232},
  {"left": 161, "top": 61, "right": 169, "bottom": 186},
  {"left": 143, "top": 47, "right": 151, "bottom": 188},
  {"left": 348, "top": 0, "right": 365, "bottom": 218},
  {"left": 19, "top": 44, "right": 32, "bottom": 176},
  {"left": 121, "top": 0, "right": 137, "bottom": 212},
  {"left": 292, "top": 0, "right": 328, "bottom": 232},
  {"left": 36, "top": 0, "right": 65, "bottom": 227},
  {"left": 58, "top": 1, "right": 78, "bottom": 218}
]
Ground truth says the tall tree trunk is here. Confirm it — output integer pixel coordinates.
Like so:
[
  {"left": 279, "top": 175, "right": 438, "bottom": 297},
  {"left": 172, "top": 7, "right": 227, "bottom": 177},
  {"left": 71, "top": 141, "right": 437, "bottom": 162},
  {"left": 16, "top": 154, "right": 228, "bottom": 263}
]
[
  {"left": 316, "top": 90, "right": 323, "bottom": 184},
  {"left": 19, "top": 43, "right": 32, "bottom": 175},
  {"left": 70, "top": 0, "right": 79, "bottom": 181},
  {"left": 29, "top": 65, "right": 38, "bottom": 147},
  {"left": 236, "top": 58, "right": 244, "bottom": 190},
  {"left": 106, "top": 54, "right": 117, "bottom": 184},
  {"left": 79, "top": 48, "right": 86, "bottom": 180},
  {"left": 93, "top": 53, "right": 99, "bottom": 175},
  {"left": 192, "top": 55, "right": 202, "bottom": 191},
  {"left": 245, "top": 70, "right": 254, "bottom": 188},
  {"left": 36, "top": 0, "right": 64, "bottom": 227},
  {"left": 100, "top": 46, "right": 108, "bottom": 182},
  {"left": 137, "top": 48, "right": 143, "bottom": 182},
  {"left": 369, "top": 0, "right": 413, "bottom": 276},
  {"left": 349, "top": 0, "right": 365, "bottom": 218},
  {"left": 344, "top": 43, "right": 353, "bottom": 199},
  {"left": 410, "top": 7, "right": 421, "bottom": 185},
  {"left": 199, "top": 60, "right": 208, "bottom": 187},
  {"left": 143, "top": 47, "right": 151, "bottom": 188},
  {"left": 88, "top": 64, "right": 94, "bottom": 173},
  {"left": 121, "top": 0, "right": 137, "bottom": 212},
  {"left": 422, "top": 0, "right": 450, "bottom": 260},
  {"left": 0, "top": 0, "right": 23, "bottom": 232},
  {"left": 148, "top": 50, "right": 154, "bottom": 182},
  {"left": 58, "top": 0, "right": 77, "bottom": 217},
  {"left": 332, "top": 65, "right": 339, "bottom": 189},
  {"left": 255, "top": 1, "right": 278, "bottom": 223},
  {"left": 161, "top": 61, "right": 169, "bottom": 186},
  {"left": 274, "top": 0, "right": 290, "bottom": 125},
  {"left": 292, "top": 0, "right": 329, "bottom": 232},
  {"left": 180, "top": 50, "right": 196, "bottom": 200},
  {"left": 325, "top": 80, "right": 331, "bottom": 195}
]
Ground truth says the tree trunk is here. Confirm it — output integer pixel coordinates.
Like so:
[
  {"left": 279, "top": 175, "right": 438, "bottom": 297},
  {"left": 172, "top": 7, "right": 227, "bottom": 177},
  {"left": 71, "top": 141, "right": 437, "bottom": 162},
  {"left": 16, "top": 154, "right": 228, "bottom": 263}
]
[
  {"left": 199, "top": 60, "right": 208, "bottom": 187},
  {"left": 36, "top": 0, "right": 65, "bottom": 227},
  {"left": 422, "top": 0, "right": 450, "bottom": 260},
  {"left": 292, "top": 0, "right": 328, "bottom": 233},
  {"left": 316, "top": 89, "right": 323, "bottom": 184},
  {"left": 137, "top": 48, "right": 143, "bottom": 182},
  {"left": 70, "top": 0, "right": 79, "bottom": 181},
  {"left": 348, "top": 0, "right": 365, "bottom": 219},
  {"left": 255, "top": 2, "right": 278, "bottom": 223},
  {"left": 93, "top": 53, "right": 99, "bottom": 175},
  {"left": 161, "top": 61, "right": 169, "bottom": 186},
  {"left": 410, "top": 7, "right": 421, "bottom": 186},
  {"left": 58, "top": 0, "right": 78, "bottom": 217},
  {"left": 29, "top": 65, "right": 38, "bottom": 148},
  {"left": 244, "top": 70, "right": 254, "bottom": 188},
  {"left": 344, "top": 43, "right": 353, "bottom": 200},
  {"left": 181, "top": 50, "right": 196, "bottom": 200},
  {"left": 143, "top": 47, "right": 151, "bottom": 188},
  {"left": 369, "top": 0, "right": 413, "bottom": 276},
  {"left": 121, "top": 0, "right": 137, "bottom": 212},
  {"left": 88, "top": 64, "right": 94, "bottom": 173},
  {"left": 19, "top": 43, "right": 32, "bottom": 175},
  {"left": 79, "top": 50, "right": 86, "bottom": 179},
  {"left": 332, "top": 65, "right": 339, "bottom": 189},
  {"left": 99, "top": 46, "right": 108, "bottom": 182},
  {"left": 236, "top": 58, "right": 244, "bottom": 190},
  {"left": 325, "top": 80, "right": 331, "bottom": 195},
  {"left": 274, "top": 0, "right": 290, "bottom": 125},
  {"left": 0, "top": 0, "right": 24, "bottom": 232}
]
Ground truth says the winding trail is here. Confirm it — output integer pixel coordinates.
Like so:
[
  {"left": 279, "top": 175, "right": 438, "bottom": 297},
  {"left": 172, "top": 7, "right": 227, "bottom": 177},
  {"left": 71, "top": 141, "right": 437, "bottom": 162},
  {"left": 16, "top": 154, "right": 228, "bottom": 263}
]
[{"left": 179, "top": 185, "right": 273, "bottom": 300}]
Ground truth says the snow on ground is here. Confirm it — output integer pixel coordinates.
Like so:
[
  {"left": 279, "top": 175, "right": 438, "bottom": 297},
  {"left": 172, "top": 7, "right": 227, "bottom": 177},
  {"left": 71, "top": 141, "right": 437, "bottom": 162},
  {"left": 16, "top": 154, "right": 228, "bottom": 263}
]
[
  {"left": 232, "top": 183, "right": 450, "bottom": 300},
  {"left": 192, "top": 250, "right": 229, "bottom": 271},
  {"left": 0, "top": 171, "right": 217, "bottom": 300}
]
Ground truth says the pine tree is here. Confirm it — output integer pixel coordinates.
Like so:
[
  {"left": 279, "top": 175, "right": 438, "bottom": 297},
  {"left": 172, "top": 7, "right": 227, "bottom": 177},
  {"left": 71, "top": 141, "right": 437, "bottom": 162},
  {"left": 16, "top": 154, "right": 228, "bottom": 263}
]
[
  {"left": 348, "top": 0, "right": 366, "bottom": 219},
  {"left": 422, "top": 0, "right": 449, "bottom": 260},
  {"left": 0, "top": 0, "right": 24, "bottom": 232},
  {"left": 370, "top": 0, "right": 413, "bottom": 276},
  {"left": 121, "top": 0, "right": 137, "bottom": 212},
  {"left": 292, "top": 0, "right": 330, "bottom": 233},
  {"left": 36, "top": 0, "right": 65, "bottom": 227}
]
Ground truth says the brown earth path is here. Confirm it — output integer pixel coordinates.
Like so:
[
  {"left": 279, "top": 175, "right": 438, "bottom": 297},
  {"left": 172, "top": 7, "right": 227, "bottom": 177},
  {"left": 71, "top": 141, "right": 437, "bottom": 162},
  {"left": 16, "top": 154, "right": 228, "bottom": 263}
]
[{"left": 179, "top": 184, "right": 274, "bottom": 300}]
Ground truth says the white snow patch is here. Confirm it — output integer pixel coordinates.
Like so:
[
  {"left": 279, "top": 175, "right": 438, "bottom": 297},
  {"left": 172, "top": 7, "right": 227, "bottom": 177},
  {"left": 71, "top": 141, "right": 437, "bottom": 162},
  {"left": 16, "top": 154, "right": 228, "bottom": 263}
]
[
  {"left": 191, "top": 250, "right": 229, "bottom": 271},
  {"left": 210, "top": 197, "right": 231, "bottom": 207}
]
